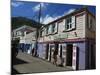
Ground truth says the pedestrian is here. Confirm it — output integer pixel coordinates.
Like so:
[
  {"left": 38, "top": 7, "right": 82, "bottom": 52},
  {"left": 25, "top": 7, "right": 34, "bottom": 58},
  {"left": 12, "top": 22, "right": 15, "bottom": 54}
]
[
  {"left": 58, "top": 57, "right": 64, "bottom": 67},
  {"left": 32, "top": 48, "right": 34, "bottom": 56},
  {"left": 53, "top": 49, "right": 58, "bottom": 66}
]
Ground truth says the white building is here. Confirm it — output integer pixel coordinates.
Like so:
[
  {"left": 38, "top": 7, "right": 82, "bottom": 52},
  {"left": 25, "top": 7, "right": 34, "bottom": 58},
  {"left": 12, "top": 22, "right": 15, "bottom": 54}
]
[{"left": 12, "top": 25, "right": 37, "bottom": 54}]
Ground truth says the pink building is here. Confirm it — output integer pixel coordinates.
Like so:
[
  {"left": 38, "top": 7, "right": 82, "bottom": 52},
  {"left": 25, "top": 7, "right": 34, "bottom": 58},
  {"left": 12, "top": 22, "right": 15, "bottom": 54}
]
[{"left": 37, "top": 8, "right": 96, "bottom": 70}]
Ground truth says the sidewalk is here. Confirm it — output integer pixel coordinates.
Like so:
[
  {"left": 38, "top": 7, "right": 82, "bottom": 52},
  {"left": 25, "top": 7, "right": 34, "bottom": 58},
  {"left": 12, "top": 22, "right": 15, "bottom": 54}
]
[{"left": 13, "top": 52, "right": 73, "bottom": 74}]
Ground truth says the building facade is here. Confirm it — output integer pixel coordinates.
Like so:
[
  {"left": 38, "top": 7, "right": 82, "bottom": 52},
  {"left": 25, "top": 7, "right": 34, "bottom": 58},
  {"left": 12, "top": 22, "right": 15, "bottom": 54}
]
[
  {"left": 12, "top": 25, "right": 37, "bottom": 54},
  {"left": 11, "top": 8, "right": 96, "bottom": 70},
  {"left": 37, "top": 8, "right": 96, "bottom": 70}
]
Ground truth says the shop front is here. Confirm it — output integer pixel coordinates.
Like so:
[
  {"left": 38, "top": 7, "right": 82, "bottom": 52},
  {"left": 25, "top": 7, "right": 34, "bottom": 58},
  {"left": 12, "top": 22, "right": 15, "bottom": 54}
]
[
  {"left": 38, "top": 37, "right": 91, "bottom": 70},
  {"left": 48, "top": 41, "right": 86, "bottom": 70}
]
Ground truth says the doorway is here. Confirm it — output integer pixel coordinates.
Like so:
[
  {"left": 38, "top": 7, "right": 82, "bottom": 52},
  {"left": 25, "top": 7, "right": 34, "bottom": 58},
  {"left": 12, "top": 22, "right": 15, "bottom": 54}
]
[
  {"left": 90, "top": 44, "right": 96, "bottom": 69},
  {"left": 48, "top": 44, "right": 55, "bottom": 62},
  {"left": 66, "top": 44, "right": 73, "bottom": 66},
  {"left": 45, "top": 44, "right": 49, "bottom": 59},
  {"left": 59, "top": 44, "right": 62, "bottom": 58}
]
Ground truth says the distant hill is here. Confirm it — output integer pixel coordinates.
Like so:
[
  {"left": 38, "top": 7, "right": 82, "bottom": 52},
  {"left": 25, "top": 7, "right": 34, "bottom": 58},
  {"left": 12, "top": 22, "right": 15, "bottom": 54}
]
[{"left": 11, "top": 17, "right": 43, "bottom": 30}]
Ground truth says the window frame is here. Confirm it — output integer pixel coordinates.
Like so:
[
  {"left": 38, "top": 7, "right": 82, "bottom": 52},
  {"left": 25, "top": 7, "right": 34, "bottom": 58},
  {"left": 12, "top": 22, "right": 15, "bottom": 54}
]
[
  {"left": 64, "top": 16, "right": 76, "bottom": 32},
  {"left": 65, "top": 17, "right": 72, "bottom": 31}
]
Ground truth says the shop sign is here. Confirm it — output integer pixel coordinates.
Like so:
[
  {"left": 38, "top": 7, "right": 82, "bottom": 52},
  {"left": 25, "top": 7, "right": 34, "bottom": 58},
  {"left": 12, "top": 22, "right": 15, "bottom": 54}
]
[{"left": 54, "top": 34, "right": 68, "bottom": 40}]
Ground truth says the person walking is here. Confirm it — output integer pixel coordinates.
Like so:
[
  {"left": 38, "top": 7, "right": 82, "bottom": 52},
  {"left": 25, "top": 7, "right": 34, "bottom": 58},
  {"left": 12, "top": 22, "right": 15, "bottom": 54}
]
[{"left": 53, "top": 49, "right": 58, "bottom": 66}]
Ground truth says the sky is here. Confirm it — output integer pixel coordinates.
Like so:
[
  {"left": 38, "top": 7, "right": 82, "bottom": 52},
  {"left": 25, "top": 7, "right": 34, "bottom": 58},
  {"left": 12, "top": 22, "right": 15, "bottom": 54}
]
[{"left": 11, "top": 0, "right": 96, "bottom": 24}]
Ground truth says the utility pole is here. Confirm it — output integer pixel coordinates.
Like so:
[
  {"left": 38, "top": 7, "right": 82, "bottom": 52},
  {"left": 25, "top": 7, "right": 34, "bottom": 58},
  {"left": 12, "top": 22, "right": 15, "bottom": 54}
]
[
  {"left": 35, "top": 3, "right": 42, "bottom": 57},
  {"left": 38, "top": 3, "right": 42, "bottom": 23}
]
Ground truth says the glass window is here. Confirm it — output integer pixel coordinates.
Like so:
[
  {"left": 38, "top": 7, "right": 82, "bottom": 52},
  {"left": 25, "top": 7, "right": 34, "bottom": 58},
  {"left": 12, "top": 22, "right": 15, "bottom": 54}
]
[
  {"left": 52, "top": 24, "right": 55, "bottom": 33},
  {"left": 48, "top": 25, "right": 52, "bottom": 34},
  {"left": 44, "top": 28, "right": 46, "bottom": 36},
  {"left": 16, "top": 31, "right": 21, "bottom": 36},
  {"left": 65, "top": 17, "right": 72, "bottom": 30},
  {"left": 40, "top": 30, "right": 42, "bottom": 37},
  {"left": 45, "top": 24, "right": 58, "bottom": 34},
  {"left": 42, "top": 29, "right": 44, "bottom": 36},
  {"left": 65, "top": 16, "right": 75, "bottom": 31},
  {"left": 22, "top": 31, "right": 24, "bottom": 36},
  {"left": 51, "top": 23, "right": 57, "bottom": 33}
]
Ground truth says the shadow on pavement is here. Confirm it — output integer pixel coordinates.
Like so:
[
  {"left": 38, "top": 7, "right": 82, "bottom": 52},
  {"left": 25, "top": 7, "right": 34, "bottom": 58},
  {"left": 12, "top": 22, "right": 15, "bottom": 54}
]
[
  {"left": 11, "top": 68, "right": 20, "bottom": 75},
  {"left": 13, "top": 58, "right": 28, "bottom": 65},
  {"left": 11, "top": 58, "right": 28, "bottom": 75}
]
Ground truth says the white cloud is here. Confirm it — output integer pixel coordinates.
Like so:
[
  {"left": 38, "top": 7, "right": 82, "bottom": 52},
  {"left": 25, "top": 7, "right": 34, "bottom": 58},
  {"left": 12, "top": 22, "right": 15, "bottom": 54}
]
[
  {"left": 32, "top": 3, "right": 48, "bottom": 12},
  {"left": 41, "top": 15, "right": 61, "bottom": 24},
  {"left": 41, "top": 15, "right": 54, "bottom": 24},
  {"left": 11, "top": 2, "right": 24, "bottom": 7},
  {"left": 42, "top": 8, "right": 76, "bottom": 24},
  {"left": 63, "top": 8, "right": 76, "bottom": 15}
]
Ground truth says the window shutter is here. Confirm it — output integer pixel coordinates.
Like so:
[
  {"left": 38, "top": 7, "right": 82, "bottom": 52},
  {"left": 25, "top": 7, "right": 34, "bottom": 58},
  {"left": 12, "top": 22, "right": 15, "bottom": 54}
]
[
  {"left": 93, "top": 18, "right": 96, "bottom": 31},
  {"left": 42, "top": 28, "right": 45, "bottom": 36},
  {"left": 48, "top": 26, "right": 50, "bottom": 34},
  {"left": 42, "top": 30, "right": 44, "bottom": 36},
  {"left": 72, "top": 16, "right": 76, "bottom": 29},
  {"left": 48, "top": 25, "right": 51, "bottom": 34},
  {"left": 54, "top": 23, "right": 57, "bottom": 33},
  {"left": 88, "top": 15, "right": 92, "bottom": 29},
  {"left": 44, "top": 28, "right": 46, "bottom": 35},
  {"left": 64, "top": 19, "right": 67, "bottom": 30},
  {"left": 88, "top": 16, "right": 90, "bottom": 29}
]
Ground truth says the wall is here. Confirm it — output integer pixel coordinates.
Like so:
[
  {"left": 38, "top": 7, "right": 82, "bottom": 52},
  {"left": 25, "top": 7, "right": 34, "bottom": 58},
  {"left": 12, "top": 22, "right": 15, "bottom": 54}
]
[
  {"left": 85, "top": 13, "right": 96, "bottom": 39},
  {"left": 76, "top": 42, "right": 86, "bottom": 70},
  {"left": 24, "top": 31, "right": 36, "bottom": 44},
  {"left": 38, "top": 12, "right": 86, "bottom": 42},
  {"left": 37, "top": 43, "right": 46, "bottom": 59}
]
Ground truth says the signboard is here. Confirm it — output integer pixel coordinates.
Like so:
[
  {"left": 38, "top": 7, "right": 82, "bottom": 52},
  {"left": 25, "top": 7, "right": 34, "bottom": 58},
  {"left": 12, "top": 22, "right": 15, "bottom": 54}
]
[{"left": 54, "top": 33, "right": 68, "bottom": 40}]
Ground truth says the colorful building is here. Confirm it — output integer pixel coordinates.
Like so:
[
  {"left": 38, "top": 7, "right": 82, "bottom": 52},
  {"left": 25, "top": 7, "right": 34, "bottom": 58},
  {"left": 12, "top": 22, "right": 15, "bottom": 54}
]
[{"left": 37, "top": 8, "right": 96, "bottom": 70}]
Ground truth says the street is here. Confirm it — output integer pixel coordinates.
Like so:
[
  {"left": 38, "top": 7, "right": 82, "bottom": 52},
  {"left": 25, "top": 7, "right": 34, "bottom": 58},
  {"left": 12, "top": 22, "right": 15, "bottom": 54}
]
[{"left": 12, "top": 52, "right": 73, "bottom": 74}]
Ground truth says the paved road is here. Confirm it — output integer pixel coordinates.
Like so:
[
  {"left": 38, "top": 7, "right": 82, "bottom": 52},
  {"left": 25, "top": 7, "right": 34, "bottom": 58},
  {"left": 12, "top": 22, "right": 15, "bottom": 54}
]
[{"left": 12, "top": 52, "right": 73, "bottom": 74}]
